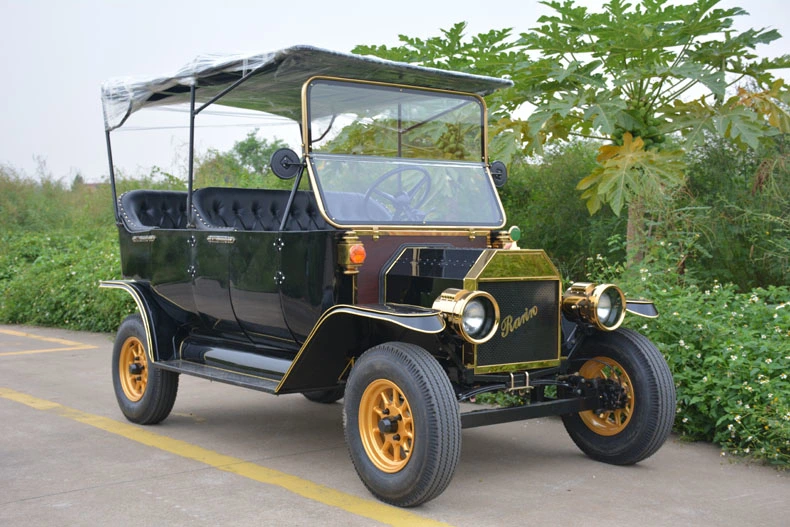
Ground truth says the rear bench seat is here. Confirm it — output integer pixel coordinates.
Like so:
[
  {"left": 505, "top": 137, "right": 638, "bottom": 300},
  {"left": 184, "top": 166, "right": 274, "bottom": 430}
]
[
  {"left": 118, "top": 190, "right": 188, "bottom": 232},
  {"left": 192, "top": 187, "right": 333, "bottom": 231}
]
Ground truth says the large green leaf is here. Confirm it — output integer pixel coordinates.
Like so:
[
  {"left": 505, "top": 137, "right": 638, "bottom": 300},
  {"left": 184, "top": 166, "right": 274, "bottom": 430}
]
[
  {"left": 667, "top": 62, "right": 727, "bottom": 96},
  {"left": 578, "top": 133, "right": 685, "bottom": 216},
  {"left": 488, "top": 118, "right": 531, "bottom": 164},
  {"left": 661, "top": 99, "right": 717, "bottom": 147},
  {"left": 584, "top": 99, "right": 628, "bottom": 135},
  {"left": 714, "top": 105, "right": 772, "bottom": 149},
  {"left": 732, "top": 81, "right": 790, "bottom": 134}
]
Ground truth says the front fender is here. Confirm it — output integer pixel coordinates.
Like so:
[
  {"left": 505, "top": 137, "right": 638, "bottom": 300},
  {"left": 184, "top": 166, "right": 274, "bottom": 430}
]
[
  {"left": 276, "top": 304, "right": 445, "bottom": 393},
  {"left": 626, "top": 300, "right": 659, "bottom": 319},
  {"left": 561, "top": 299, "right": 659, "bottom": 357}
]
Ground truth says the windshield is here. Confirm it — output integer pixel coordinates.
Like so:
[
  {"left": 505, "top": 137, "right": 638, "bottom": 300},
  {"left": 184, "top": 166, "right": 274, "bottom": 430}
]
[{"left": 305, "top": 78, "right": 505, "bottom": 227}]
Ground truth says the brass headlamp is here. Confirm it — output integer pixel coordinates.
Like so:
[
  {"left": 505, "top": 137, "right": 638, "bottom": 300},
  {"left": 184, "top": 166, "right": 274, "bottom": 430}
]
[
  {"left": 561, "top": 282, "right": 626, "bottom": 331},
  {"left": 433, "top": 288, "right": 500, "bottom": 344}
]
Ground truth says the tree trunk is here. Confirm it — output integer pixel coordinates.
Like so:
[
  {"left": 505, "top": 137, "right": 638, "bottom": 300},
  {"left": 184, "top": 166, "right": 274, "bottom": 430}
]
[{"left": 626, "top": 197, "right": 645, "bottom": 265}]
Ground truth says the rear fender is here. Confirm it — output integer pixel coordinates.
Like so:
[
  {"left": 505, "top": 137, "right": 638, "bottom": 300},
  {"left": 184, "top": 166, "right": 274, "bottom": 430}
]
[
  {"left": 276, "top": 304, "right": 445, "bottom": 394},
  {"left": 100, "top": 280, "right": 190, "bottom": 362}
]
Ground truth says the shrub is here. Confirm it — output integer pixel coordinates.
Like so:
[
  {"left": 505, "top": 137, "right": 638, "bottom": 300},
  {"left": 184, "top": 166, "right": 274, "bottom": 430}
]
[
  {"left": 587, "top": 242, "right": 790, "bottom": 466},
  {"left": 628, "top": 281, "right": 790, "bottom": 465},
  {"left": 681, "top": 135, "right": 790, "bottom": 289},
  {"left": 0, "top": 230, "right": 134, "bottom": 333},
  {"left": 500, "top": 141, "right": 626, "bottom": 279},
  {"left": 0, "top": 163, "right": 187, "bottom": 333}
]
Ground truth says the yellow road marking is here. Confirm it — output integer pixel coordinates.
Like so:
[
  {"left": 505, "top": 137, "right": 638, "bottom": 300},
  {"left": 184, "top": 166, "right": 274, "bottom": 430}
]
[
  {"left": 0, "top": 328, "right": 87, "bottom": 346},
  {"left": 0, "top": 387, "right": 452, "bottom": 527},
  {"left": 0, "top": 346, "right": 96, "bottom": 357},
  {"left": 0, "top": 329, "right": 97, "bottom": 356}
]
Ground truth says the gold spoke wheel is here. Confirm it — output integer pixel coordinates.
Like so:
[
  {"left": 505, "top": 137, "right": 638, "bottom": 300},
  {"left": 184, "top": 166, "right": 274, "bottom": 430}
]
[
  {"left": 358, "top": 379, "right": 415, "bottom": 473},
  {"left": 118, "top": 336, "right": 148, "bottom": 402},
  {"left": 579, "top": 356, "right": 634, "bottom": 436}
]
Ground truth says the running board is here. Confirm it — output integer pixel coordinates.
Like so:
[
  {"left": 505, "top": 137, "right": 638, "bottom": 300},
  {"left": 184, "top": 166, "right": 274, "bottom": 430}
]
[{"left": 154, "top": 360, "right": 281, "bottom": 394}]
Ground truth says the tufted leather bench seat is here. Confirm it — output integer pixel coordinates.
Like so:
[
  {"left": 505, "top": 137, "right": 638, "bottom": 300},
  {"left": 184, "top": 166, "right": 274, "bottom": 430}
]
[
  {"left": 192, "top": 187, "right": 333, "bottom": 231},
  {"left": 118, "top": 190, "right": 189, "bottom": 232}
]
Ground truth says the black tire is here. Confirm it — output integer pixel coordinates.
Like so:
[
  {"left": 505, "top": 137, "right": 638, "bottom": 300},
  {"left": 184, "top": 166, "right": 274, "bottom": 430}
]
[
  {"left": 111, "top": 314, "right": 179, "bottom": 425},
  {"left": 562, "top": 328, "right": 675, "bottom": 465},
  {"left": 302, "top": 385, "right": 345, "bottom": 404},
  {"left": 343, "top": 342, "right": 461, "bottom": 507}
]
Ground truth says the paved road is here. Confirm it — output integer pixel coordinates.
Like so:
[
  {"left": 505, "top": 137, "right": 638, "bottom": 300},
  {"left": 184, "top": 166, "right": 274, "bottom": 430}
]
[{"left": 1, "top": 324, "right": 788, "bottom": 526}]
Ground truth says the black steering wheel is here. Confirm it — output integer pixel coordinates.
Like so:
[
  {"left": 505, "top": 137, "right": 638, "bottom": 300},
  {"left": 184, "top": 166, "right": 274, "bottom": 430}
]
[{"left": 363, "top": 166, "right": 432, "bottom": 221}]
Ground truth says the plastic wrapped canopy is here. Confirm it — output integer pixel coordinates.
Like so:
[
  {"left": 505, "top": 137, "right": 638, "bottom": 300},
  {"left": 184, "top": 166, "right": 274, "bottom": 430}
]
[{"left": 101, "top": 45, "right": 514, "bottom": 132}]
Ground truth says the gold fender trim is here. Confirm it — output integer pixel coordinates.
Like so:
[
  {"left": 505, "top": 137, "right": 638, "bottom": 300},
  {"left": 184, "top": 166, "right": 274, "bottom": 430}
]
[{"left": 99, "top": 280, "right": 155, "bottom": 362}]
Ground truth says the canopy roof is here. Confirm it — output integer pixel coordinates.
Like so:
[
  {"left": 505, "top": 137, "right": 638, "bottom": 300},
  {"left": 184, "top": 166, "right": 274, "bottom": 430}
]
[{"left": 101, "top": 45, "right": 514, "bottom": 132}]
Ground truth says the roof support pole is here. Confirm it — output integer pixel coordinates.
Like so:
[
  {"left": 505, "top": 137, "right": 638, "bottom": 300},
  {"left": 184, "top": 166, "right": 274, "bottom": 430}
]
[
  {"left": 187, "top": 84, "right": 196, "bottom": 228},
  {"left": 105, "top": 130, "right": 120, "bottom": 224},
  {"left": 278, "top": 163, "right": 306, "bottom": 232}
]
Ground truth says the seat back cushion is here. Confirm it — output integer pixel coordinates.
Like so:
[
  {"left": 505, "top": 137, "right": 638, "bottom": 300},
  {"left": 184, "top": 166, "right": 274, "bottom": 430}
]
[
  {"left": 118, "top": 190, "right": 188, "bottom": 231},
  {"left": 193, "top": 188, "right": 332, "bottom": 231}
]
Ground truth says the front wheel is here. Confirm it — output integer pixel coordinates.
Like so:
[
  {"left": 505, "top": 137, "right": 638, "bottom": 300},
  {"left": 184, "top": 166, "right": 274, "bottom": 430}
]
[
  {"left": 562, "top": 328, "right": 675, "bottom": 465},
  {"left": 112, "top": 314, "right": 179, "bottom": 424},
  {"left": 343, "top": 342, "right": 461, "bottom": 507}
]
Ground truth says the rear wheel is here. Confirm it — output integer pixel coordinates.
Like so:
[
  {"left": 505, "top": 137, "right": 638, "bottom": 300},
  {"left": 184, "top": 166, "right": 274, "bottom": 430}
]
[
  {"left": 562, "top": 328, "right": 675, "bottom": 465},
  {"left": 343, "top": 342, "right": 461, "bottom": 507},
  {"left": 112, "top": 314, "right": 178, "bottom": 424}
]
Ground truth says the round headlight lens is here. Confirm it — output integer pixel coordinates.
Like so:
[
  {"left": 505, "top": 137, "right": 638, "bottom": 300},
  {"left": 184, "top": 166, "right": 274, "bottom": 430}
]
[
  {"left": 596, "top": 292, "right": 613, "bottom": 324},
  {"left": 594, "top": 285, "right": 625, "bottom": 329},
  {"left": 462, "top": 299, "right": 487, "bottom": 337}
]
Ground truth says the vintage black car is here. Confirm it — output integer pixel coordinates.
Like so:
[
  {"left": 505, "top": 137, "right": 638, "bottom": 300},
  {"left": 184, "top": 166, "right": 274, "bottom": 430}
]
[{"left": 100, "top": 46, "right": 675, "bottom": 507}]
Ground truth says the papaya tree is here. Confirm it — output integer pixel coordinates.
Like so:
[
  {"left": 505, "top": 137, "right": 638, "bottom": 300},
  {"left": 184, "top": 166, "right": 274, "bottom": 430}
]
[{"left": 354, "top": 0, "right": 790, "bottom": 258}]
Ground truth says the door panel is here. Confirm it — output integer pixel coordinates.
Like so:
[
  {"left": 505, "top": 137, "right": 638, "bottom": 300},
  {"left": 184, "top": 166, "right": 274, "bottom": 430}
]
[
  {"left": 230, "top": 231, "right": 295, "bottom": 347},
  {"left": 150, "top": 230, "right": 197, "bottom": 314},
  {"left": 193, "top": 231, "right": 244, "bottom": 336},
  {"left": 279, "top": 231, "right": 340, "bottom": 343}
]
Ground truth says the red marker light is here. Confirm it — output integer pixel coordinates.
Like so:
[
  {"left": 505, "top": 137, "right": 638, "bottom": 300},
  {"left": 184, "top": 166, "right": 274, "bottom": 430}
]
[{"left": 349, "top": 244, "right": 366, "bottom": 265}]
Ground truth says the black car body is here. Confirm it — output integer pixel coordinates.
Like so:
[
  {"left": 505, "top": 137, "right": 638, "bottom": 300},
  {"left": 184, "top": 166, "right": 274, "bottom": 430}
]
[{"left": 101, "top": 46, "right": 675, "bottom": 507}]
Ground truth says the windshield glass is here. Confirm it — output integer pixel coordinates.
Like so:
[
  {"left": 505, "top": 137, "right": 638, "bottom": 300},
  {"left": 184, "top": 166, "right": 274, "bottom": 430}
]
[
  {"left": 305, "top": 79, "right": 504, "bottom": 227},
  {"left": 308, "top": 79, "right": 484, "bottom": 160}
]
